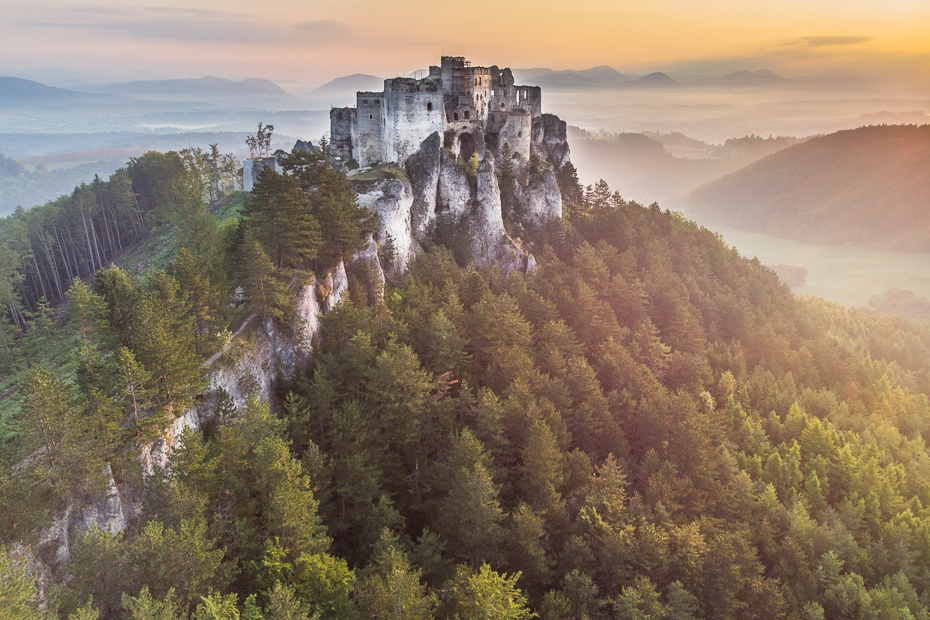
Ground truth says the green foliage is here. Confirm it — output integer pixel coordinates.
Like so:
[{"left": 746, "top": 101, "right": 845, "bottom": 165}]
[
  {"left": 0, "top": 547, "right": 46, "bottom": 620},
  {"left": 122, "top": 588, "right": 185, "bottom": 620},
  {"left": 355, "top": 529, "right": 435, "bottom": 620},
  {"left": 241, "top": 168, "right": 322, "bottom": 272},
  {"left": 444, "top": 564, "right": 536, "bottom": 620},
  {"left": 4, "top": 142, "right": 930, "bottom": 620}
]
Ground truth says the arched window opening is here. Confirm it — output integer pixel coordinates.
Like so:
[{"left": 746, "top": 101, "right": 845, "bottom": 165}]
[
  {"left": 454, "top": 112, "right": 459, "bottom": 121},
  {"left": 370, "top": 115, "right": 373, "bottom": 119},
  {"left": 427, "top": 102, "right": 433, "bottom": 112},
  {"left": 464, "top": 110, "right": 470, "bottom": 120}
]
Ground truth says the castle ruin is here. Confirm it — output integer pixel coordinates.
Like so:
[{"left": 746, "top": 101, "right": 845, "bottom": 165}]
[{"left": 330, "top": 56, "right": 542, "bottom": 179}]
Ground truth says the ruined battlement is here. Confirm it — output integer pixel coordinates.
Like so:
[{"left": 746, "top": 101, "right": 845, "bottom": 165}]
[{"left": 331, "top": 55, "right": 544, "bottom": 170}]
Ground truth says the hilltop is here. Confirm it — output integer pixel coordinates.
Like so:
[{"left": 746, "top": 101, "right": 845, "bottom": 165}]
[{"left": 686, "top": 124, "right": 930, "bottom": 250}]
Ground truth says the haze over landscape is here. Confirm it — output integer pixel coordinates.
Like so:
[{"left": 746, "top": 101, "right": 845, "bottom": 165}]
[{"left": 3, "top": 1, "right": 930, "bottom": 618}]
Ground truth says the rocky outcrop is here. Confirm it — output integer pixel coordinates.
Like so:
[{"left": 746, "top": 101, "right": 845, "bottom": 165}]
[
  {"left": 355, "top": 178, "right": 414, "bottom": 274},
  {"left": 405, "top": 132, "right": 442, "bottom": 236},
  {"left": 532, "top": 113, "right": 571, "bottom": 170},
  {"left": 518, "top": 168, "right": 563, "bottom": 229},
  {"left": 325, "top": 261, "right": 349, "bottom": 312},
  {"left": 354, "top": 113, "right": 570, "bottom": 275},
  {"left": 437, "top": 150, "right": 473, "bottom": 220},
  {"left": 470, "top": 154, "right": 505, "bottom": 266},
  {"left": 351, "top": 235, "right": 387, "bottom": 297}
]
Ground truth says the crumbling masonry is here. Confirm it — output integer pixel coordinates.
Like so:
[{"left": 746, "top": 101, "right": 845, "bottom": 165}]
[{"left": 330, "top": 56, "right": 542, "bottom": 180}]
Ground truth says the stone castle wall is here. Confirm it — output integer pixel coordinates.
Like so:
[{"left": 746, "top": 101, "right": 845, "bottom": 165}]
[
  {"left": 329, "top": 56, "right": 546, "bottom": 171},
  {"left": 329, "top": 107, "right": 357, "bottom": 163},
  {"left": 487, "top": 111, "right": 532, "bottom": 178},
  {"left": 382, "top": 79, "right": 444, "bottom": 167},
  {"left": 356, "top": 91, "right": 385, "bottom": 167}
]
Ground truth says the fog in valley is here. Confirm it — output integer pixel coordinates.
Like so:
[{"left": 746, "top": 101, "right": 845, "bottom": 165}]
[{"left": 2, "top": 67, "right": 929, "bottom": 317}]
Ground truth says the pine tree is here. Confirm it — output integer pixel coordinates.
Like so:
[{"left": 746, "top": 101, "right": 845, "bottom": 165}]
[
  {"left": 134, "top": 271, "right": 205, "bottom": 416},
  {"left": 238, "top": 238, "right": 293, "bottom": 323},
  {"left": 355, "top": 528, "right": 436, "bottom": 620},
  {"left": 436, "top": 432, "right": 505, "bottom": 567},
  {"left": 66, "top": 278, "right": 109, "bottom": 361},
  {"left": 0, "top": 546, "right": 46, "bottom": 620},
  {"left": 172, "top": 247, "right": 226, "bottom": 349},
  {"left": 116, "top": 346, "right": 161, "bottom": 442},
  {"left": 446, "top": 564, "right": 535, "bottom": 620},
  {"left": 379, "top": 232, "right": 397, "bottom": 273},
  {"left": 242, "top": 168, "right": 322, "bottom": 271},
  {"left": 20, "top": 366, "right": 73, "bottom": 487}
]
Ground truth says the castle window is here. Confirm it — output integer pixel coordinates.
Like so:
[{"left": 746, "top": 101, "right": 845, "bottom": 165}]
[
  {"left": 363, "top": 100, "right": 368, "bottom": 104},
  {"left": 465, "top": 110, "right": 470, "bottom": 120},
  {"left": 454, "top": 112, "right": 458, "bottom": 121},
  {"left": 370, "top": 115, "right": 373, "bottom": 119},
  {"left": 523, "top": 90, "right": 528, "bottom": 98},
  {"left": 491, "top": 89, "right": 495, "bottom": 97},
  {"left": 427, "top": 102, "right": 433, "bottom": 112}
]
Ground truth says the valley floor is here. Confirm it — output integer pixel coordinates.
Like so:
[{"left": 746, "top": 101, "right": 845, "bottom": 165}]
[{"left": 700, "top": 222, "right": 930, "bottom": 308}]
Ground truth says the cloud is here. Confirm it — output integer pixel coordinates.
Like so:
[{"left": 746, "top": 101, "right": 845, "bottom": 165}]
[
  {"left": 35, "top": 7, "right": 323, "bottom": 46},
  {"left": 295, "top": 20, "right": 348, "bottom": 35},
  {"left": 781, "top": 35, "right": 876, "bottom": 47}
]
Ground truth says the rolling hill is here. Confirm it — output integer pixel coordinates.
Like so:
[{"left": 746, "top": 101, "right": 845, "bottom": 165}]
[
  {"left": 686, "top": 124, "right": 930, "bottom": 251},
  {"left": 95, "top": 76, "right": 295, "bottom": 102},
  {"left": 0, "top": 76, "right": 131, "bottom": 108},
  {"left": 569, "top": 130, "right": 802, "bottom": 204}
]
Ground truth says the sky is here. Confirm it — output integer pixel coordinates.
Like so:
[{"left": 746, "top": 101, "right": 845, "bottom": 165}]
[{"left": 2, "top": 0, "right": 929, "bottom": 88}]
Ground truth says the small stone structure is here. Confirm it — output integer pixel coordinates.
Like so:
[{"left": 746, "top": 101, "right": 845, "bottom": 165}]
[
  {"left": 331, "top": 56, "right": 542, "bottom": 180},
  {"left": 243, "top": 157, "right": 278, "bottom": 192}
]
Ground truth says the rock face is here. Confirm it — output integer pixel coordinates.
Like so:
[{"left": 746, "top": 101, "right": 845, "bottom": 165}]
[
  {"left": 355, "top": 178, "right": 414, "bottom": 275},
  {"left": 519, "top": 168, "right": 563, "bottom": 229},
  {"left": 350, "top": 112, "right": 571, "bottom": 273},
  {"left": 406, "top": 132, "right": 442, "bottom": 235},
  {"left": 436, "top": 150, "right": 473, "bottom": 220},
  {"left": 532, "top": 113, "right": 571, "bottom": 170}
]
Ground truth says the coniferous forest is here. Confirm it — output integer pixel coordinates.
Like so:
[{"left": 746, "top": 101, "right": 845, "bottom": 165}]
[{"left": 2, "top": 144, "right": 930, "bottom": 620}]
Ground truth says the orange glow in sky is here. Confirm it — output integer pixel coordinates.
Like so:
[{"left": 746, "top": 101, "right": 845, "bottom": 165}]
[{"left": 1, "top": 0, "right": 928, "bottom": 86}]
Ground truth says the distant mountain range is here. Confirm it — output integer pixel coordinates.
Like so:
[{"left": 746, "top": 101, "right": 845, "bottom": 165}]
[
  {"left": 0, "top": 75, "right": 298, "bottom": 111},
  {"left": 512, "top": 66, "right": 873, "bottom": 91},
  {"left": 0, "top": 77, "right": 132, "bottom": 109},
  {"left": 313, "top": 74, "right": 385, "bottom": 95},
  {"left": 686, "top": 124, "right": 930, "bottom": 251},
  {"left": 89, "top": 76, "right": 295, "bottom": 101}
]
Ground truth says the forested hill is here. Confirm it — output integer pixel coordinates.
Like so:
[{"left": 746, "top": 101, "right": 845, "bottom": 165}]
[
  {"left": 686, "top": 124, "right": 930, "bottom": 251},
  {"left": 3, "top": 149, "right": 930, "bottom": 619}
]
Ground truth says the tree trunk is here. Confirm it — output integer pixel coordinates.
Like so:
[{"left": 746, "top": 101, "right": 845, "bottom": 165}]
[
  {"left": 32, "top": 252, "right": 49, "bottom": 302},
  {"left": 54, "top": 227, "right": 73, "bottom": 284},
  {"left": 80, "top": 207, "right": 97, "bottom": 274},
  {"left": 41, "top": 234, "right": 63, "bottom": 300}
]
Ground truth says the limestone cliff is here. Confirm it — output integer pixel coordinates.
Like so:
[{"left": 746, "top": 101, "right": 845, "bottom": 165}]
[
  {"left": 532, "top": 113, "right": 571, "bottom": 171},
  {"left": 350, "top": 112, "right": 570, "bottom": 274}
]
